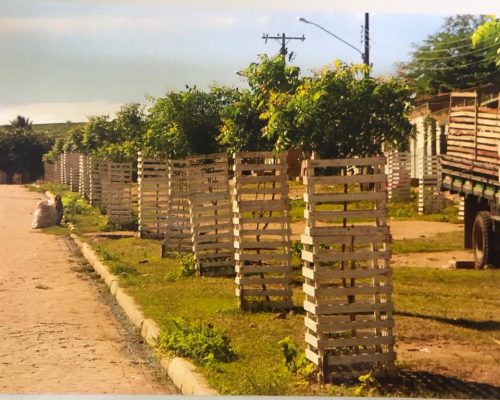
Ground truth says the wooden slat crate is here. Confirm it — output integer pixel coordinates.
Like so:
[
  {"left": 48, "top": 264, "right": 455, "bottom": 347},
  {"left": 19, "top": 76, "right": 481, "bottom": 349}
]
[
  {"left": 103, "top": 162, "right": 133, "bottom": 224},
  {"left": 43, "top": 161, "right": 55, "bottom": 182},
  {"left": 61, "top": 152, "right": 67, "bottom": 185},
  {"left": 78, "top": 154, "right": 90, "bottom": 200},
  {"left": 187, "top": 153, "right": 234, "bottom": 276},
  {"left": 68, "top": 152, "right": 81, "bottom": 192},
  {"left": 89, "top": 156, "right": 106, "bottom": 208},
  {"left": 301, "top": 157, "right": 396, "bottom": 382},
  {"left": 385, "top": 151, "right": 411, "bottom": 201},
  {"left": 233, "top": 151, "right": 292, "bottom": 311},
  {"left": 162, "top": 158, "right": 192, "bottom": 256},
  {"left": 137, "top": 152, "right": 169, "bottom": 238},
  {"left": 418, "top": 155, "right": 443, "bottom": 214}
]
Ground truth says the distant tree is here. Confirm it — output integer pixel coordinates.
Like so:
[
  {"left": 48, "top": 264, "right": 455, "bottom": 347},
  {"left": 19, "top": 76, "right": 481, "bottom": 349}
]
[
  {"left": 0, "top": 127, "right": 50, "bottom": 179},
  {"left": 10, "top": 115, "right": 33, "bottom": 131},
  {"left": 400, "top": 15, "right": 499, "bottom": 95}
]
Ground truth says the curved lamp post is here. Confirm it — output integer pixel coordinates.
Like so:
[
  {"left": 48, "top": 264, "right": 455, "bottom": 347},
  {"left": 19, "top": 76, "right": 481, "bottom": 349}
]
[{"left": 298, "top": 16, "right": 368, "bottom": 66}]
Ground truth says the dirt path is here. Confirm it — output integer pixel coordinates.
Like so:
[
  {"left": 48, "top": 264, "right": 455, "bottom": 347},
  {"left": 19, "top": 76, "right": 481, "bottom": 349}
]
[{"left": 0, "top": 185, "right": 177, "bottom": 394}]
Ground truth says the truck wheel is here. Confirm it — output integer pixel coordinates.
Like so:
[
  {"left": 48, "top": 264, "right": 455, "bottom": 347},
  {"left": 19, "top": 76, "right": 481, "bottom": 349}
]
[{"left": 472, "top": 211, "right": 493, "bottom": 269}]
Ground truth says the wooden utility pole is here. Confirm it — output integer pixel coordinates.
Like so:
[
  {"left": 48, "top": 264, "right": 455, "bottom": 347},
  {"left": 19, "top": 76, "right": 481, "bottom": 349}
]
[{"left": 262, "top": 33, "right": 305, "bottom": 57}]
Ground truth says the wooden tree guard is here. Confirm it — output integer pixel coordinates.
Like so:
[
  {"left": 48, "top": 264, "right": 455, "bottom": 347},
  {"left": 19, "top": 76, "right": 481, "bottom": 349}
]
[
  {"left": 61, "top": 152, "right": 68, "bottom": 185},
  {"left": 78, "top": 154, "right": 90, "bottom": 200},
  {"left": 187, "top": 153, "right": 234, "bottom": 276},
  {"left": 43, "top": 161, "right": 55, "bottom": 182},
  {"left": 102, "top": 162, "right": 132, "bottom": 224},
  {"left": 385, "top": 151, "right": 411, "bottom": 201},
  {"left": 162, "top": 159, "right": 192, "bottom": 256},
  {"left": 69, "top": 153, "right": 81, "bottom": 192},
  {"left": 88, "top": 156, "right": 106, "bottom": 208},
  {"left": 233, "top": 151, "right": 292, "bottom": 311},
  {"left": 302, "top": 157, "right": 396, "bottom": 382},
  {"left": 418, "top": 155, "right": 443, "bottom": 214},
  {"left": 137, "top": 152, "right": 169, "bottom": 238}
]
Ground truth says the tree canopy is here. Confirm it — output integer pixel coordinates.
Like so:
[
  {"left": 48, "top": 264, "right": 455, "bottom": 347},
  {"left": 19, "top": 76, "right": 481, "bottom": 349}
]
[
  {"left": 401, "top": 15, "right": 499, "bottom": 95},
  {"left": 0, "top": 124, "right": 50, "bottom": 179},
  {"left": 46, "top": 55, "right": 414, "bottom": 162}
]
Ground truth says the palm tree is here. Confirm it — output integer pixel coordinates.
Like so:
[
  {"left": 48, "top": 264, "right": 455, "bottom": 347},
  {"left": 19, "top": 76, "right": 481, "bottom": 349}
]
[{"left": 10, "top": 115, "right": 33, "bottom": 131}]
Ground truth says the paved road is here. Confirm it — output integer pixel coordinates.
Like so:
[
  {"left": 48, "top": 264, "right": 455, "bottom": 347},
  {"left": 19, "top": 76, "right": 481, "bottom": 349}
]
[{"left": 0, "top": 185, "right": 177, "bottom": 394}]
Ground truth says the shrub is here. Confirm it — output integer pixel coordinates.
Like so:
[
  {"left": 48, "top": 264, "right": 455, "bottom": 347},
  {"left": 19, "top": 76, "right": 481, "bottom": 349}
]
[{"left": 158, "top": 318, "right": 237, "bottom": 365}]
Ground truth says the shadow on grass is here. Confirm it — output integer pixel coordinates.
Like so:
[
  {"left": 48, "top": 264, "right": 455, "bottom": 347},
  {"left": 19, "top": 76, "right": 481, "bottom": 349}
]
[
  {"left": 395, "top": 310, "right": 500, "bottom": 331},
  {"left": 377, "top": 369, "right": 500, "bottom": 399}
]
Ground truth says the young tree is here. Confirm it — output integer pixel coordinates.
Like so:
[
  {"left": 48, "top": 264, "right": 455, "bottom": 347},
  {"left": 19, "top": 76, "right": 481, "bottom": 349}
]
[
  {"left": 401, "top": 15, "right": 499, "bottom": 95},
  {"left": 145, "top": 85, "right": 236, "bottom": 158},
  {"left": 218, "top": 54, "right": 302, "bottom": 153},
  {"left": 266, "top": 62, "right": 413, "bottom": 158}
]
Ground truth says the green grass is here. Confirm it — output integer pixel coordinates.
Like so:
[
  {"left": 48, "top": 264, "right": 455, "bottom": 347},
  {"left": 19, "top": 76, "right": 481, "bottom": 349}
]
[
  {"left": 36, "top": 180, "right": 497, "bottom": 396},
  {"left": 91, "top": 236, "right": 500, "bottom": 396},
  {"left": 392, "top": 230, "right": 464, "bottom": 254}
]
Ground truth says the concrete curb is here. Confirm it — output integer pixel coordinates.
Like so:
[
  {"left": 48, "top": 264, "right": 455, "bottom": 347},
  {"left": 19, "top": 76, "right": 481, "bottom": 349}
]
[{"left": 69, "top": 233, "right": 219, "bottom": 396}]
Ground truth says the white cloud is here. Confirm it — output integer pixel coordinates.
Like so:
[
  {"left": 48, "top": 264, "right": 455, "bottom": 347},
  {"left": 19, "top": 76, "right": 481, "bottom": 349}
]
[
  {"left": 0, "top": 101, "right": 123, "bottom": 124},
  {"left": 42, "top": 0, "right": 500, "bottom": 14},
  {"left": 0, "top": 14, "right": 239, "bottom": 36}
]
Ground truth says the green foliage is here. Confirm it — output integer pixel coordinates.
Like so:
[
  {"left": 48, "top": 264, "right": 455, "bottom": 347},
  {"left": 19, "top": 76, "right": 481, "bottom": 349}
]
[
  {"left": 46, "top": 103, "right": 146, "bottom": 162},
  {"left": 291, "top": 240, "right": 303, "bottom": 258},
  {"left": 109, "top": 263, "right": 139, "bottom": 276},
  {"left": 219, "top": 54, "right": 302, "bottom": 153},
  {"left": 353, "top": 372, "right": 376, "bottom": 397},
  {"left": 400, "top": 15, "right": 499, "bottom": 95},
  {"left": 158, "top": 318, "right": 237, "bottom": 365},
  {"left": 145, "top": 85, "right": 236, "bottom": 158},
  {"left": 0, "top": 125, "right": 51, "bottom": 179},
  {"left": 472, "top": 16, "right": 500, "bottom": 66},
  {"left": 176, "top": 253, "right": 196, "bottom": 277},
  {"left": 278, "top": 337, "right": 315, "bottom": 378},
  {"left": 269, "top": 61, "right": 413, "bottom": 157}
]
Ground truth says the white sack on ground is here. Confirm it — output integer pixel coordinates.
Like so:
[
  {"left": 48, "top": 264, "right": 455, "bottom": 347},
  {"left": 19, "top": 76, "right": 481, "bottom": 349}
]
[{"left": 32, "top": 200, "right": 58, "bottom": 229}]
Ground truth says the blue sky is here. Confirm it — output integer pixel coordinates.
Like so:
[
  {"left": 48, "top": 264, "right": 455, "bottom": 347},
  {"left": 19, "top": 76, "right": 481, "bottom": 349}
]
[{"left": 0, "top": 0, "right": 498, "bottom": 123}]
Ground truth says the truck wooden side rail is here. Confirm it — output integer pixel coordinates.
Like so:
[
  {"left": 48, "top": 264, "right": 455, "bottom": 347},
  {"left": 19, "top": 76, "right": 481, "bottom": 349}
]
[{"left": 441, "top": 92, "right": 500, "bottom": 268}]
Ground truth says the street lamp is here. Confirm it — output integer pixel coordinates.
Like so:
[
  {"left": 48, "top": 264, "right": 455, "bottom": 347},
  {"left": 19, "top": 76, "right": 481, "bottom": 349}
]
[{"left": 298, "top": 16, "right": 369, "bottom": 66}]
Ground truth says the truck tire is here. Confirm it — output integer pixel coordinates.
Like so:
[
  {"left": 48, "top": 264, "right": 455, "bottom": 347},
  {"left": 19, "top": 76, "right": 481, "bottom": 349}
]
[{"left": 472, "top": 211, "right": 494, "bottom": 269}]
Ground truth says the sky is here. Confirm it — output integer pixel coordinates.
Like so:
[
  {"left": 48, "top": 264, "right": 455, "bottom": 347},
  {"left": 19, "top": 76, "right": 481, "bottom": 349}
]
[{"left": 0, "top": 0, "right": 498, "bottom": 124}]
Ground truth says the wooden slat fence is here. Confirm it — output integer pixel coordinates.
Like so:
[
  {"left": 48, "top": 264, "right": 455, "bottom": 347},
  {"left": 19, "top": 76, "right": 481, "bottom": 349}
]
[
  {"left": 137, "top": 153, "right": 168, "bottom": 238},
  {"left": 187, "top": 153, "right": 234, "bottom": 276},
  {"left": 385, "top": 151, "right": 411, "bottom": 201},
  {"left": 233, "top": 151, "right": 292, "bottom": 311},
  {"left": 418, "top": 155, "right": 443, "bottom": 214},
  {"left": 301, "top": 157, "right": 396, "bottom": 382},
  {"left": 162, "top": 158, "right": 192, "bottom": 256}
]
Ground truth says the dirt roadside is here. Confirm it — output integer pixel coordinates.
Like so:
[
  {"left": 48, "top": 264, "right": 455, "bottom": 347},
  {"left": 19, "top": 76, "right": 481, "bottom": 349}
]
[{"left": 0, "top": 185, "right": 177, "bottom": 394}]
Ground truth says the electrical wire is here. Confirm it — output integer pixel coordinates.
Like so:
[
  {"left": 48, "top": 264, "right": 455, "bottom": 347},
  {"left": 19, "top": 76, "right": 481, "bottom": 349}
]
[
  {"left": 407, "top": 55, "right": 498, "bottom": 71},
  {"left": 412, "top": 42, "right": 499, "bottom": 61},
  {"left": 411, "top": 35, "right": 498, "bottom": 53}
]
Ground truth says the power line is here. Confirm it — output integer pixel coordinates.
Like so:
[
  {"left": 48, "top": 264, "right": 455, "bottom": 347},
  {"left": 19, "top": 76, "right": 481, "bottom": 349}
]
[
  {"left": 413, "top": 43, "right": 500, "bottom": 61},
  {"left": 407, "top": 55, "right": 497, "bottom": 71},
  {"left": 412, "top": 35, "right": 498, "bottom": 54}
]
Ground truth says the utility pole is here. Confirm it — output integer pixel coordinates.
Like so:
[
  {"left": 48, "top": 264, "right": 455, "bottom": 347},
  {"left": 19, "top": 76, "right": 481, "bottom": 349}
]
[
  {"left": 363, "top": 13, "right": 370, "bottom": 67},
  {"left": 262, "top": 33, "right": 305, "bottom": 58}
]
